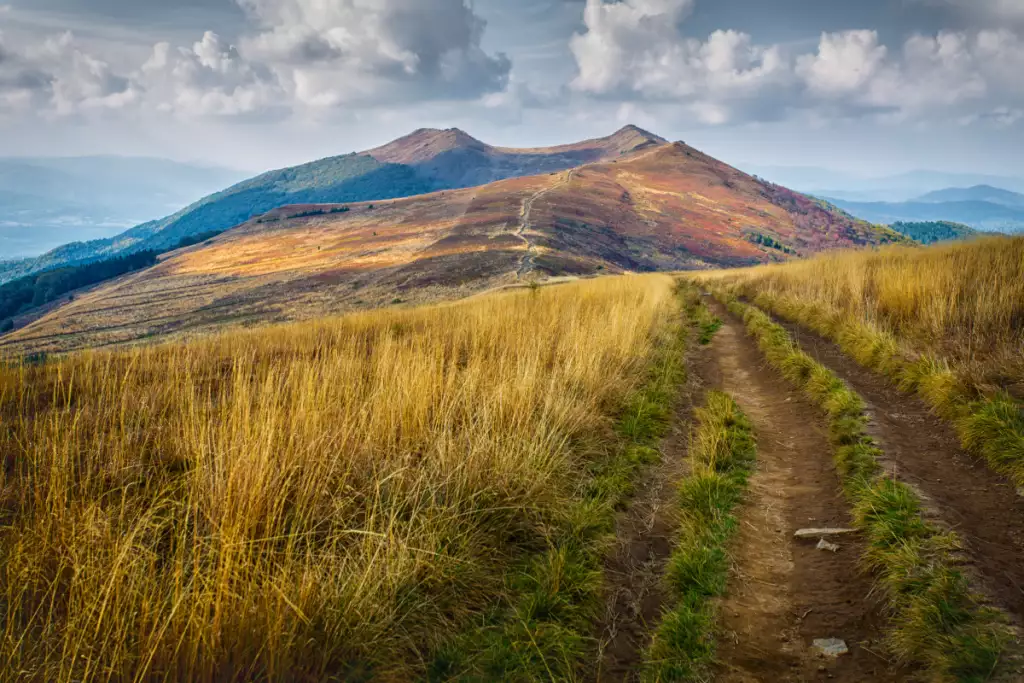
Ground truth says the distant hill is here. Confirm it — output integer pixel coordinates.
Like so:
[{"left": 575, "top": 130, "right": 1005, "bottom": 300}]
[
  {"left": 740, "top": 166, "right": 1024, "bottom": 203},
  {"left": 2, "top": 136, "right": 906, "bottom": 354},
  {"left": 0, "top": 126, "right": 667, "bottom": 285},
  {"left": 0, "top": 157, "right": 247, "bottom": 258},
  {"left": 826, "top": 197, "right": 1024, "bottom": 234},
  {"left": 915, "top": 185, "right": 1024, "bottom": 208},
  {"left": 889, "top": 221, "right": 982, "bottom": 244}
]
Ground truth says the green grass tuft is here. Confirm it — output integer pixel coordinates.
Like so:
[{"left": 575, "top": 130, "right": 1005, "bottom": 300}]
[{"left": 642, "top": 391, "right": 756, "bottom": 682}]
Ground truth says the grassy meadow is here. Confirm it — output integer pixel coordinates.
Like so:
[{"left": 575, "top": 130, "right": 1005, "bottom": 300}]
[{"left": 0, "top": 274, "right": 682, "bottom": 682}]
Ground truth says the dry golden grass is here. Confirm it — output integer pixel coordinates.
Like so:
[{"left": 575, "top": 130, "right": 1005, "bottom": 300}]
[
  {"left": 696, "top": 237, "right": 1024, "bottom": 393},
  {"left": 0, "top": 274, "right": 677, "bottom": 682}
]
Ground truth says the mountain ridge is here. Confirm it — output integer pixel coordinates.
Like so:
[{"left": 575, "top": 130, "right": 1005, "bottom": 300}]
[
  {"left": 0, "top": 126, "right": 668, "bottom": 285},
  {"left": 1, "top": 134, "right": 906, "bottom": 354}
]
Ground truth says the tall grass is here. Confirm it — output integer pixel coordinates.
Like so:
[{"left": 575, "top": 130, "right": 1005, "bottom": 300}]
[
  {"left": 695, "top": 237, "right": 1024, "bottom": 486},
  {"left": 0, "top": 275, "right": 677, "bottom": 682},
  {"left": 700, "top": 238, "right": 1024, "bottom": 378}
]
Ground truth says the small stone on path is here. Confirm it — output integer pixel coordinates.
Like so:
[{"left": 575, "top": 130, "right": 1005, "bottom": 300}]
[
  {"left": 813, "top": 638, "right": 849, "bottom": 657},
  {"left": 794, "top": 528, "right": 857, "bottom": 540},
  {"left": 816, "top": 538, "right": 840, "bottom": 552}
]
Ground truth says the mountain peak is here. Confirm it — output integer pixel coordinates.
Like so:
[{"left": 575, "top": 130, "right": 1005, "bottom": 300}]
[
  {"left": 366, "top": 127, "right": 488, "bottom": 164},
  {"left": 609, "top": 124, "right": 667, "bottom": 144}
]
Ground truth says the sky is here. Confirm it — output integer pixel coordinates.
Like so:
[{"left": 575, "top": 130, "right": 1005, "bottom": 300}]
[{"left": 0, "top": 0, "right": 1022, "bottom": 176}]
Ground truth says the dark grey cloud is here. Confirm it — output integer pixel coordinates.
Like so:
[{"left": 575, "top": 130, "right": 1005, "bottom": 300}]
[
  {"left": 0, "top": 0, "right": 512, "bottom": 119},
  {"left": 8, "top": 0, "right": 245, "bottom": 33}
]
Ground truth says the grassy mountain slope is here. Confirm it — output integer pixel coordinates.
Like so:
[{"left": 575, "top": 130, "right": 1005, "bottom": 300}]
[
  {"left": 0, "top": 127, "right": 666, "bottom": 284},
  {"left": 3, "top": 140, "right": 905, "bottom": 354}
]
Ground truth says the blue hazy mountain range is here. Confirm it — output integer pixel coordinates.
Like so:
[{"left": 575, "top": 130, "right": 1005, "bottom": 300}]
[
  {"left": 740, "top": 164, "right": 1024, "bottom": 233},
  {"left": 0, "top": 156, "right": 250, "bottom": 259},
  {"left": 824, "top": 185, "right": 1024, "bottom": 234},
  {"left": 740, "top": 165, "right": 1024, "bottom": 203}
]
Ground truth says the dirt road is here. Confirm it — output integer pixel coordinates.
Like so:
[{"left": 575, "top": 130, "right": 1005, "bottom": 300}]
[{"left": 703, "top": 299, "right": 904, "bottom": 682}]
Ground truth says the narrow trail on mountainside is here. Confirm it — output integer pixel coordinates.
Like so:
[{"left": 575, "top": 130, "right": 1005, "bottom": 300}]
[
  {"left": 702, "top": 298, "right": 906, "bottom": 682},
  {"left": 515, "top": 169, "right": 575, "bottom": 279},
  {"left": 597, "top": 330, "right": 709, "bottom": 683},
  {"left": 774, "top": 315, "right": 1024, "bottom": 624}
]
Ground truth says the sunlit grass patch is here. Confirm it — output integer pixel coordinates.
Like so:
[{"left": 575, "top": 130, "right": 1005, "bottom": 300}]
[{"left": 0, "top": 274, "right": 682, "bottom": 681}]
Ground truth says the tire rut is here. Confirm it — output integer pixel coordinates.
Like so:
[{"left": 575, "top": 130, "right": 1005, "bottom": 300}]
[
  {"left": 596, "top": 333, "right": 708, "bottom": 682},
  {"left": 773, "top": 313, "right": 1024, "bottom": 623},
  {"left": 703, "top": 298, "right": 906, "bottom": 682}
]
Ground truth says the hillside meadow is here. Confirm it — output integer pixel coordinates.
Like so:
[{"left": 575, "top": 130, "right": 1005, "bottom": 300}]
[{"left": 0, "top": 274, "right": 682, "bottom": 681}]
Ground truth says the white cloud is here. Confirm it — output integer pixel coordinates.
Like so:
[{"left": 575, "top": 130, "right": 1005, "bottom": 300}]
[
  {"left": 139, "top": 32, "right": 287, "bottom": 119},
  {"left": 797, "top": 29, "right": 1023, "bottom": 120},
  {"left": 795, "top": 30, "right": 886, "bottom": 99},
  {"left": 0, "top": 31, "right": 137, "bottom": 118},
  {"left": 569, "top": 0, "right": 793, "bottom": 124},
  {"left": 237, "top": 0, "right": 511, "bottom": 108},
  {"left": 570, "top": 0, "right": 1024, "bottom": 127}
]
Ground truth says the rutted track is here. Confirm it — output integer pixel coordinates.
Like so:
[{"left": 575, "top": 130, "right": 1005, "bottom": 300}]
[
  {"left": 773, "top": 313, "right": 1024, "bottom": 622},
  {"left": 702, "top": 298, "right": 904, "bottom": 682}
]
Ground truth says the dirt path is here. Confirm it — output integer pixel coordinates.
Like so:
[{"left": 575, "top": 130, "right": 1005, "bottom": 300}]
[
  {"left": 597, "top": 333, "right": 707, "bottom": 682},
  {"left": 703, "top": 299, "right": 905, "bottom": 682},
  {"left": 774, "top": 315, "right": 1024, "bottom": 623},
  {"left": 515, "top": 170, "right": 575, "bottom": 279}
]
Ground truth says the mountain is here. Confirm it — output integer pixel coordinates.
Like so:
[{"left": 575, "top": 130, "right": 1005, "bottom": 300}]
[
  {"left": 0, "top": 157, "right": 247, "bottom": 259},
  {"left": 1, "top": 135, "right": 905, "bottom": 354},
  {"left": 0, "top": 126, "right": 667, "bottom": 285},
  {"left": 826, "top": 197, "right": 1024, "bottom": 233},
  {"left": 915, "top": 185, "right": 1024, "bottom": 208},
  {"left": 888, "top": 221, "right": 982, "bottom": 244}
]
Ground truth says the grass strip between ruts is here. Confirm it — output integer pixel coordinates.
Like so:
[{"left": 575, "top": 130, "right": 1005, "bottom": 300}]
[
  {"left": 642, "top": 390, "right": 756, "bottom": 682},
  {"left": 734, "top": 288, "right": 1024, "bottom": 490}
]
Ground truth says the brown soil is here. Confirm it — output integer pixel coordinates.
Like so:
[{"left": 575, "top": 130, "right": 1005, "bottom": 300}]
[
  {"left": 775, "top": 314, "right": 1024, "bottom": 623},
  {"left": 704, "top": 298, "right": 906, "bottom": 682},
  {"left": 597, "top": 331, "right": 709, "bottom": 682}
]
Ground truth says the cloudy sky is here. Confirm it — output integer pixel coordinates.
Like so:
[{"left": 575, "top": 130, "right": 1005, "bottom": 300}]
[{"left": 0, "top": 0, "right": 1022, "bottom": 175}]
